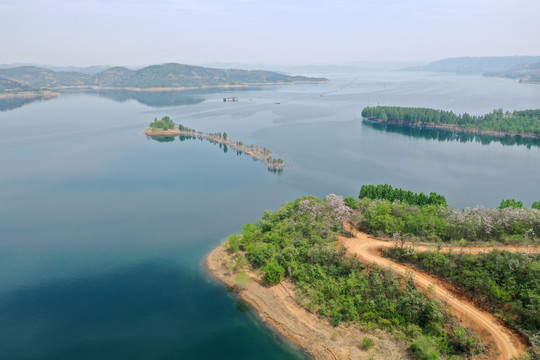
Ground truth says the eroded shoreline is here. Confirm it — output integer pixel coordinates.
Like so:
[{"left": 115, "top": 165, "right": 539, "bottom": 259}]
[{"left": 206, "top": 243, "right": 410, "bottom": 360}]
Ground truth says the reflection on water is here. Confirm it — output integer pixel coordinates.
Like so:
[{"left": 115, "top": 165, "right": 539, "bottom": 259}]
[
  {"left": 95, "top": 90, "right": 205, "bottom": 107},
  {"left": 0, "top": 86, "right": 265, "bottom": 112},
  {"left": 149, "top": 136, "right": 176, "bottom": 143},
  {"left": 94, "top": 87, "right": 264, "bottom": 108},
  {"left": 149, "top": 134, "right": 283, "bottom": 173},
  {"left": 0, "top": 96, "right": 50, "bottom": 112},
  {"left": 363, "top": 120, "right": 540, "bottom": 149}
]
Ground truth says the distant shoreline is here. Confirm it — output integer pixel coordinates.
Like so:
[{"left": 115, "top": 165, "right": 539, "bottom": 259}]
[
  {"left": 2, "top": 80, "right": 329, "bottom": 95},
  {"left": 363, "top": 118, "right": 540, "bottom": 140},
  {"left": 0, "top": 90, "right": 59, "bottom": 100}
]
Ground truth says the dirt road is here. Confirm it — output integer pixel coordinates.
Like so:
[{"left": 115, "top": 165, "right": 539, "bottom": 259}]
[{"left": 339, "top": 229, "right": 529, "bottom": 360}]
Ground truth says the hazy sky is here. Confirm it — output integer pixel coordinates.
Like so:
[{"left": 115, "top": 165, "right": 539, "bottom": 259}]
[{"left": 1, "top": 0, "right": 539, "bottom": 66}]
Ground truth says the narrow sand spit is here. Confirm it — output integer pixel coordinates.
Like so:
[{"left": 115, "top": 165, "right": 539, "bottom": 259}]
[
  {"left": 207, "top": 244, "right": 411, "bottom": 360},
  {"left": 339, "top": 228, "right": 530, "bottom": 360}
]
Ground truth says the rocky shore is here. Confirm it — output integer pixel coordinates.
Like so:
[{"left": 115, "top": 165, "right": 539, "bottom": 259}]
[{"left": 206, "top": 242, "right": 410, "bottom": 360}]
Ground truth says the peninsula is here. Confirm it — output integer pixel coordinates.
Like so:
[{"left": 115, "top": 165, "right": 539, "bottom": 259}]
[
  {"left": 362, "top": 106, "right": 540, "bottom": 139},
  {"left": 207, "top": 186, "right": 540, "bottom": 359},
  {"left": 402, "top": 56, "right": 540, "bottom": 84},
  {"left": 0, "top": 77, "right": 59, "bottom": 100},
  {"left": 144, "top": 116, "right": 285, "bottom": 171}
]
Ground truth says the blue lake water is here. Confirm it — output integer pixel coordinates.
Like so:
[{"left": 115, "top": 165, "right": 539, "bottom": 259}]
[{"left": 1, "top": 67, "right": 540, "bottom": 359}]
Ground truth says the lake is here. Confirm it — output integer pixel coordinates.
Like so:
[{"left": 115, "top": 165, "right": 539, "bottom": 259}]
[{"left": 1, "top": 67, "right": 539, "bottom": 359}]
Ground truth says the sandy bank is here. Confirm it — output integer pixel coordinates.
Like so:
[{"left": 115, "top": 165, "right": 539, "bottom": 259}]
[
  {"left": 0, "top": 91, "right": 59, "bottom": 100},
  {"left": 206, "top": 242, "right": 410, "bottom": 360}
]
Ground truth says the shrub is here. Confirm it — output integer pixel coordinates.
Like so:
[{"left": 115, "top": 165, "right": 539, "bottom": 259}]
[
  {"left": 228, "top": 234, "right": 241, "bottom": 252},
  {"left": 410, "top": 335, "right": 440, "bottom": 360},
  {"left": 360, "top": 337, "right": 375, "bottom": 350},
  {"left": 499, "top": 199, "right": 523, "bottom": 209},
  {"left": 263, "top": 262, "right": 285, "bottom": 285},
  {"left": 235, "top": 272, "right": 251, "bottom": 290}
]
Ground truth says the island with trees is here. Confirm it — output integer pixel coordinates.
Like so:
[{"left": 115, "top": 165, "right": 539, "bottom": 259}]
[
  {"left": 144, "top": 116, "right": 285, "bottom": 171},
  {"left": 362, "top": 106, "right": 540, "bottom": 139},
  {"left": 207, "top": 184, "right": 539, "bottom": 359}
]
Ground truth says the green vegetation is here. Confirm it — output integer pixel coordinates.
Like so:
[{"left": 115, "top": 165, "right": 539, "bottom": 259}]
[
  {"left": 361, "top": 106, "right": 540, "bottom": 136},
  {"left": 533, "top": 201, "right": 540, "bottom": 210},
  {"left": 148, "top": 116, "right": 176, "bottom": 130},
  {"left": 360, "top": 337, "right": 375, "bottom": 351},
  {"left": 357, "top": 194, "right": 540, "bottom": 243},
  {"left": 384, "top": 247, "right": 540, "bottom": 345},
  {"left": 177, "top": 123, "right": 195, "bottom": 132},
  {"left": 226, "top": 194, "right": 482, "bottom": 359},
  {"left": 499, "top": 199, "right": 523, "bottom": 209},
  {"left": 0, "top": 77, "right": 35, "bottom": 94},
  {"left": 0, "top": 66, "right": 90, "bottom": 88},
  {"left": 359, "top": 184, "right": 447, "bottom": 207}
]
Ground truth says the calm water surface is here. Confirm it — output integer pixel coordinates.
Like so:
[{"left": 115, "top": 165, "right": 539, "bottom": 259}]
[{"left": 1, "top": 68, "right": 539, "bottom": 359}]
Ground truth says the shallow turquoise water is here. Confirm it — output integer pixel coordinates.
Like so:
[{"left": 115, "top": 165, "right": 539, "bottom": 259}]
[{"left": 0, "top": 68, "right": 539, "bottom": 359}]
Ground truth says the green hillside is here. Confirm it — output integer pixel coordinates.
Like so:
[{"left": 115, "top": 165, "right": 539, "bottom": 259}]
[
  {"left": 0, "top": 63, "right": 328, "bottom": 90},
  {"left": 0, "top": 77, "right": 35, "bottom": 94},
  {"left": 0, "top": 66, "right": 92, "bottom": 88}
]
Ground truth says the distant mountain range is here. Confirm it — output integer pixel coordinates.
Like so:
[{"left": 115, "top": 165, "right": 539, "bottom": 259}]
[
  {"left": 0, "top": 63, "right": 328, "bottom": 94},
  {"left": 403, "top": 56, "right": 540, "bottom": 83}
]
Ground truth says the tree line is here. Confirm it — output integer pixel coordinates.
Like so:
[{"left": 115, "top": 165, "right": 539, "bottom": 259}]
[
  {"left": 361, "top": 106, "right": 540, "bottom": 135},
  {"left": 359, "top": 184, "right": 447, "bottom": 207}
]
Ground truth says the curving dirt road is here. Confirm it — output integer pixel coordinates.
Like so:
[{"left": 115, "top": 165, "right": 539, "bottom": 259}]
[{"left": 339, "top": 228, "right": 530, "bottom": 360}]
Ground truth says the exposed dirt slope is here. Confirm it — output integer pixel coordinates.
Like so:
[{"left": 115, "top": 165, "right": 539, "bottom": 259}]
[
  {"left": 339, "top": 229, "right": 530, "bottom": 360},
  {"left": 207, "top": 244, "right": 412, "bottom": 360}
]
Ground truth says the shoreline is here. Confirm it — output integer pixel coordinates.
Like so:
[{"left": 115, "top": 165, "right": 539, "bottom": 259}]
[
  {"left": 144, "top": 128, "right": 285, "bottom": 171},
  {"left": 0, "top": 90, "right": 59, "bottom": 100},
  {"left": 206, "top": 243, "right": 410, "bottom": 360},
  {"left": 20, "top": 80, "right": 330, "bottom": 93},
  {"left": 363, "top": 118, "right": 540, "bottom": 140}
]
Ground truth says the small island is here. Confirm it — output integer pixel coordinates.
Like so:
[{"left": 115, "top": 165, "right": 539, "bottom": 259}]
[
  {"left": 362, "top": 106, "right": 540, "bottom": 139},
  {"left": 144, "top": 116, "right": 285, "bottom": 171}
]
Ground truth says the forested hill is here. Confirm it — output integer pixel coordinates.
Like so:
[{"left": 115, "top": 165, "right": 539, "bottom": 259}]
[
  {"left": 361, "top": 106, "right": 540, "bottom": 137},
  {"left": 0, "top": 63, "right": 328, "bottom": 90},
  {"left": 484, "top": 61, "right": 540, "bottom": 83},
  {"left": 403, "top": 56, "right": 540, "bottom": 74},
  {"left": 0, "top": 77, "right": 35, "bottom": 94}
]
